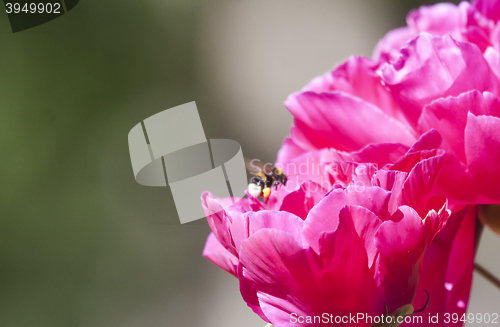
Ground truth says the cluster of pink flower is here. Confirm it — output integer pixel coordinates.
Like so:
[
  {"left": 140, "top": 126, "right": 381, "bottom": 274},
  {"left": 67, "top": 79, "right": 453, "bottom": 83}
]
[{"left": 202, "top": 1, "right": 500, "bottom": 326}]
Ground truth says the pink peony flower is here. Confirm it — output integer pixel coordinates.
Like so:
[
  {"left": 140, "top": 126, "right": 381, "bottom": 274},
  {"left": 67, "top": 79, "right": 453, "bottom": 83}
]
[
  {"left": 373, "top": 1, "right": 496, "bottom": 63},
  {"left": 203, "top": 145, "right": 450, "bottom": 326},
  {"left": 277, "top": 55, "right": 416, "bottom": 164},
  {"left": 379, "top": 33, "right": 500, "bottom": 204},
  {"left": 280, "top": 33, "right": 500, "bottom": 205},
  {"left": 273, "top": 3, "right": 500, "bottom": 323},
  {"left": 203, "top": 1, "right": 500, "bottom": 325}
]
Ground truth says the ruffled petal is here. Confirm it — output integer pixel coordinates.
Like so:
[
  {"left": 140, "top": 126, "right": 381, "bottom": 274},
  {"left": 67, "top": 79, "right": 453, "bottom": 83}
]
[
  {"left": 484, "top": 46, "right": 500, "bottom": 78},
  {"left": 407, "top": 129, "right": 443, "bottom": 153},
  {"left": 374, "top": 170, "right": 409, "bottom": 215},
  {"left": 375, "top": 206, "right": 430, "bottom": 311},
  {"left": 238, "top": 263, "right": 271, "bottom": 323},
  {"left": 276, "top": 137, "right": 306, "bottom": 165},
  {"left": 280, "top": 181, "right": 328, "bottom": 220},
  {"left": 202, "top": 191, "right": 238, "bottom": 256},
  {"left": 285, "top": 91, "right": 416, "bottom": 152},
  {"left": 407, "top": 3, "right": 467, "bottom": 40},
  {"left": 473, "top": 0, "right": 500, "bottom": 22},
  {"left": 341, "top": 205, "right": 383, "bottom": 268},
  {"left": 303, "top": 186, "right": 391, "bottom": 252},
  {"left": 419, "top": 90, "right": 500, "bottom": 163},
  {"left": 465, "top": 112, "right": 500, "bottom": 202},
  {"left": 303, "top": 56, "right": 405, "bottom": 123},
  {"left": 380, "top": 34, "right": 500, "bottom": 127},
  {"left": 400, "top": 152, "right": 444, "bottom": 217},
  {"left": 239, "top": 214, "right": 381, "bottom": 326},
  {"left": 373, "top": 26, "right": 413, "bottom": 63},
  {"left": 230, "top": 210, "right": 304, "bottom": 255},
  {"left": 349, "top": 143, "right": 410, "bottom": 168},
  {"left": 239, "top": 229, "right": 316, "bottom": 326},
  {"left": 406, "top": 206, "right": 475, "bottom": 327},
  {"left": 203, "top": 232, "right": 239, "bottom": 277}
]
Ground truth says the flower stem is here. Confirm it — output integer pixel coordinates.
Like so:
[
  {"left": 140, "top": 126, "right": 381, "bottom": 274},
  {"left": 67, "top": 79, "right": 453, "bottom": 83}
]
[
  {"left": 475, "top": 216, "right": 484, "bottom": 253},
  {"left": 474, "top": 208, "right": 500, "bottom": 289},
  {"left": 474, "top": 263, "right": 500, "bottom": 290}
]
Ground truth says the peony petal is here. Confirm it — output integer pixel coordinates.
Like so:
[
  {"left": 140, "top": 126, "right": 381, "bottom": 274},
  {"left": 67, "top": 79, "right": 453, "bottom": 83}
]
[
  {"left": 407, "top": 129, "right": 442, "bottom": 153},
  {"left": 406, "top": 206, "right": 476, "bottom": 327},
  {"left": 380, "top": 34, "right": 500, "bottom": 127},
  {"left": 278, "top": 143, "right": 409, "bottom": 191},
  {"left": 465, "top": 2, "right": 495, "bottom": 37},
  {"left": 230, "top": 210, "right": 304, "bottom": 255},
  {"left": 203, "top": 232, "right": 239, "bottom": 277},
  {"left": 238, "top": 229, "right": 317, "bottom": 326},
  {"left": 303, "top": 186, "right": 391, "bottom": 252},
  {"left": 407, "top": 3, "right": 467, "bottom": 41},
  {"left": 286, "top": 124, "right": 319, "bottom": 154},
  {"left": 473, "top": 0, "right": 500, "bottom": 22},
  {"left": 465, "top": 112, "right": 500, "bottom": 202},
  {"left": 484, "top": 46, "right": 500, "bottom": 79},
  {"left": 374, "top": 169, "right": 409, "bottom": 215},
  {"left": 424, "top": 201, "right": 451, "bottom": 241},
  {"left": 391, "top": 148, "right": 442, "bottom": 174},
  {"left": 276, "top": 150, "right": 336, "bottom": 189},
  {"left": 418, "top": 90, "right": 500, "bottom": 163},
  {"left": 373, "top": 26, "right": 413, "bottom": 63},
  {"left": 280, "top": 181, "right": 328, "bottom": 220},
  {"left": 443, "top": 206, "right": 475, "bottom": 316},
  {"left": 375, "top": 2, "right": 487, "bottom": 63},
  {"left": 302, "top": 56, "right": 406, "bottom": 123},
  {"left": 375, "top": 205, "right": 429, "bottom": 312},
  {"left": 238, "top": 264, "right": 271, "bottom": 323},
  {"left": 276, "top": 137, "right": 306, "bottom": 165},
  {"left": 285, "top": 91, "right": 416, "bottom": 152},
  {"left": 239, "top": 216, "right": 381, "bottom": 326},
  {"left": 302, "top": 189, "right": 344, "bottom": 252},
  {"left": 202, "top": 192, "right": 237, "bottom": 256},
  {"left": 343, "top": 185, "right": 391, "bottom": 220},
  {"left": 401, "top": 153, "right": 444, "bottom": 217},
  {"left": 433, "top": 152, "right": 478, "bottom": 205},
  {"left": 315, "top": 207, "right": 382, "bottom": 314},
  {"left": 463, "top": 25, "right": 493, "bottom": 52},
  {"left": 390, "top": 130, "right": 444, "bottom": 175},
  {"left": 349, "top": 142, "right": 410, "bottom": 168},
  {"left": 340, "top": 205, "right": 383, "bottom": 268}
]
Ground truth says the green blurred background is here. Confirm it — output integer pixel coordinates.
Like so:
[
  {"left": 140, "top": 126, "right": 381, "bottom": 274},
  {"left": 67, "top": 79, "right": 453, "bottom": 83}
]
[{"left": 0, "top": 1, "right": 466, "bottom": 326}]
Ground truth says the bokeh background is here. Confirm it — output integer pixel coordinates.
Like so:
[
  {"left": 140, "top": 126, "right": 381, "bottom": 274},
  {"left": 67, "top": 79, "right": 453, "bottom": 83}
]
[{"left": 0, "top": 1, "right": 498, "bottom": 326}]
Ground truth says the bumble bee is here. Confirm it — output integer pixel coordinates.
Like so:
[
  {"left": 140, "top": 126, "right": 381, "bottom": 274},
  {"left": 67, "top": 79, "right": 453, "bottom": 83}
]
[{"left": 247, "top": 167, "right": 288, "bottom": 198}]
